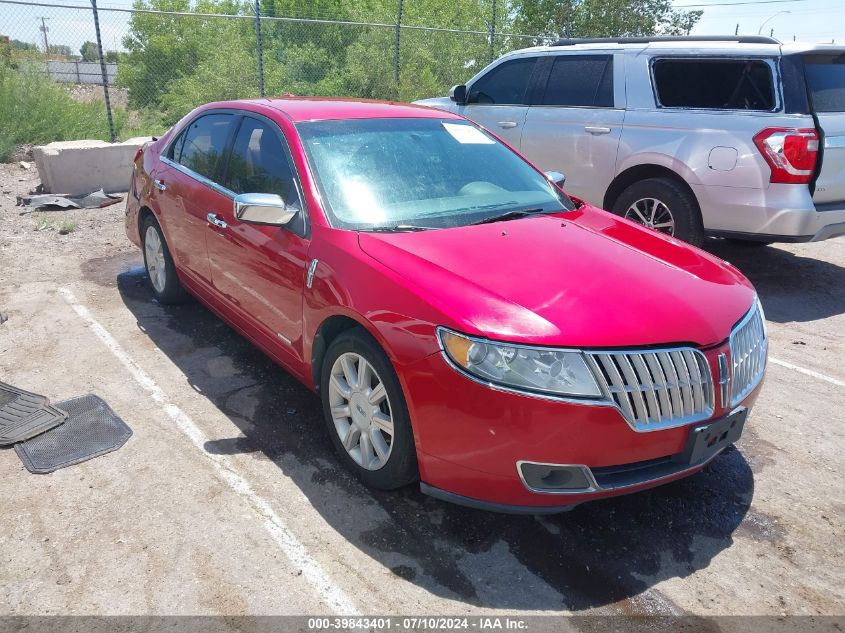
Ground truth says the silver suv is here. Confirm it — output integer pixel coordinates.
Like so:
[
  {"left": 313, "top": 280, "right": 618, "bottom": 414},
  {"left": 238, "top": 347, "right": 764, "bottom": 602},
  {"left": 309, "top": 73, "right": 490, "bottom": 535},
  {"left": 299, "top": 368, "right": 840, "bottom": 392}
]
[{"left": 415, "top": 36, "right": 845, "bottom": 246}]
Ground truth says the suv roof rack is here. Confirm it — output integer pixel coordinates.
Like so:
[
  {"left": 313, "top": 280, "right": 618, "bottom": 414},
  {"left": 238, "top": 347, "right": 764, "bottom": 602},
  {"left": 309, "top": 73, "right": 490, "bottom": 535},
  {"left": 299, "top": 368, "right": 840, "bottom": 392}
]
[{"left": 551, "top": 35, "right": 781, "bottom": 46}]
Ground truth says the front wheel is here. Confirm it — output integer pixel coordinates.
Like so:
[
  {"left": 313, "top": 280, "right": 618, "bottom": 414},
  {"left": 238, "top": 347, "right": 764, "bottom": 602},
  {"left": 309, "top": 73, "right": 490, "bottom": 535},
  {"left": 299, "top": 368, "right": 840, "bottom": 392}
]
[
  {"left": 320, "top": 328, "right": 418, "bottom": 490},
  {"left": 612, "top": 177, "right": 704, "bottom": 247}
]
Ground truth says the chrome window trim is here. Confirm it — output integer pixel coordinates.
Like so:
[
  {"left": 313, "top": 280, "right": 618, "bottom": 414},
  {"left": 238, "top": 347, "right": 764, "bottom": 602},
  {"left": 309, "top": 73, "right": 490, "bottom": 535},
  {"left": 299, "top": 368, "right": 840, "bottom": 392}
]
[
  {"left": 516, "top": 460, "right": 599, "bottom": 495},
  {"left": 160, "top": 155, "right": 236, "bottom": 200},
  {"left": 435, "top": 326, "right": 715, "bottom": 433}
]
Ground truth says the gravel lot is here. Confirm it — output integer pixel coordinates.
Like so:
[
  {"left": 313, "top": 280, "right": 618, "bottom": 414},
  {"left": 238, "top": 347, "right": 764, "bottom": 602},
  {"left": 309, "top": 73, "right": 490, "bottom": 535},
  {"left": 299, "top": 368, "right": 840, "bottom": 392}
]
[{"left": 0, "top": 160, "right": 843, "bottom": 622}]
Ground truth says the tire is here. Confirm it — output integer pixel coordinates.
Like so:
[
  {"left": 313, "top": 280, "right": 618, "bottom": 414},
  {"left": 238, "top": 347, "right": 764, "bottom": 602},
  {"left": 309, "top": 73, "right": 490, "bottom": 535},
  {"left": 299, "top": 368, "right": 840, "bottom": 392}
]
[
  {"left": 611, "top": 177, "right": 705, "bottom": 247},
  {"left": 320, "top": 328, "right": 418, "bottom": 490},
  {"left": 141, "top": 215, "right": 188, "bottom": 304}
]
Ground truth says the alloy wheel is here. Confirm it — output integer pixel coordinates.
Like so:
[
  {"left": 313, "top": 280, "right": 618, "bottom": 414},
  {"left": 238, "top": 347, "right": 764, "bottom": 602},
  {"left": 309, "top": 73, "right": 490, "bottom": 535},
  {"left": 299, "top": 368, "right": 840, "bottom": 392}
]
[
  {"left": 144, "top": 225, "right": 167, "bottom": 293},
  {"left": 328, "top": 352, "right": 394, "bottom": 470},
  {"left": 624, "top": 197, "right": 676, "bottom": 236}
]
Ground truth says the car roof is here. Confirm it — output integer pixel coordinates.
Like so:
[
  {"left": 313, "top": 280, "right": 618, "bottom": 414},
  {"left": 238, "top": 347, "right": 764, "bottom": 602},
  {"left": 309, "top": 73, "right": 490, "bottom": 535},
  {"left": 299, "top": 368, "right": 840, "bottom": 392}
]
[
  {"left": 233, "top": 97, "right": 463, "bottom": 122},
  {"left": 505, "top": 38, "right": 845, "bottom": 58}
]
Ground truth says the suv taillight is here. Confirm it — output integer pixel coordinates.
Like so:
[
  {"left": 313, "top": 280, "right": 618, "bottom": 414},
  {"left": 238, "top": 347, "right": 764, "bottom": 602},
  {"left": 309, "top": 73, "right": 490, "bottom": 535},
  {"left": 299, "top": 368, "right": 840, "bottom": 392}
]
[{"left": 753, "top": 127, "right": 819, "bottom": 184}]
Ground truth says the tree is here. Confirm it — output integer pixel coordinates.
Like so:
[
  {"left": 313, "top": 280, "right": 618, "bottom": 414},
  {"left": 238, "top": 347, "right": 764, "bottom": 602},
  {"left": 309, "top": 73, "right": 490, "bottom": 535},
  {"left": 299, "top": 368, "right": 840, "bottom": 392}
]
[
  {"left": 47, "top": 44, "right": 72, "bottom": 58},
  {"left": 512, "top": 0, "right": 702, "bottom": 39},
  {"left": 80, "top": 41, "right": 99, "bottom": 62}
]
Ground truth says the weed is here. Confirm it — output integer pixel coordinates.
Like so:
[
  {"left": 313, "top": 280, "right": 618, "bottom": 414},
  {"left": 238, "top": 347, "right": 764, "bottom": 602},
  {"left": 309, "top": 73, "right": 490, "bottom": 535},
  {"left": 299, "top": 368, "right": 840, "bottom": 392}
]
[{"left": 58, "top": 220, "right": 79, "bottom": 235}]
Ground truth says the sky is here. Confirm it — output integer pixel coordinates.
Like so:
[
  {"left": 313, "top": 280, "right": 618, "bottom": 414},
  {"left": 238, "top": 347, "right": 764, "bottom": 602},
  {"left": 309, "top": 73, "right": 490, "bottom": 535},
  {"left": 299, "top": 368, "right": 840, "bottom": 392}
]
[
  {"left": 0, "top": 0, "right": 842, "bottom": 54},
  {"left": 674, "top": 0, "right": 845, "bottom": 42}
]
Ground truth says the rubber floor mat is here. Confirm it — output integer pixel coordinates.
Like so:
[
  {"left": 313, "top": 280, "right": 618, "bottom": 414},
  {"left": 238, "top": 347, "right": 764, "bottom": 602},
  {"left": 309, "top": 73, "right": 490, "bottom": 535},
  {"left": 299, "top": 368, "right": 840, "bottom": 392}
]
[
  {"left": 0, "top": 382, "right": 67, "bottom": 446},
  {"left": 15, "top": 394, "right": 132, "bottom": 474}
]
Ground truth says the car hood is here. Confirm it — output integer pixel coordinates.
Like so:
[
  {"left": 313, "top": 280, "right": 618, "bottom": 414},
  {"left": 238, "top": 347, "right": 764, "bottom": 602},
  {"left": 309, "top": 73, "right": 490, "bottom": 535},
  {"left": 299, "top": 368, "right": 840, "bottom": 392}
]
[{"left": 358, "top": 208, "right": 755, "bottom": 348}]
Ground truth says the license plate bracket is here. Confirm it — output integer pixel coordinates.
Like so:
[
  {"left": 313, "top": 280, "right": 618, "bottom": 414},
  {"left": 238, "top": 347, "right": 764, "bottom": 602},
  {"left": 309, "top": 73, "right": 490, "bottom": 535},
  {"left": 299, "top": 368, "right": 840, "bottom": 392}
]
[{"left": 682, "top": 407, "right": 748, "bottom": 466}]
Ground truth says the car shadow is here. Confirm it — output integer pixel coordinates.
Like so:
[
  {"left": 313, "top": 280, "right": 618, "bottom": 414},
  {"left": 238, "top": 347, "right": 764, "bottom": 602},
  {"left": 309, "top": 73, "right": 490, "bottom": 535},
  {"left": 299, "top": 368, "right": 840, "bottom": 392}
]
[
  {"left": 109, "top": 254, "right": 755, "bottom": 612},
  {"left": 703, "top": 239, "right": 845, "bottom": 323}
]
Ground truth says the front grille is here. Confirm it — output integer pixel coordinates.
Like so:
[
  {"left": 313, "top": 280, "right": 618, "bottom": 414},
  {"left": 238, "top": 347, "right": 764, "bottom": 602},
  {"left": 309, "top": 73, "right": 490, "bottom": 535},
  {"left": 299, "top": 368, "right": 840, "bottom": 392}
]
[
  {"left": 586, "top": 348, "right": 714, "bottom": 431},
  {"left": 729, "top": 302, "right": 767, "bottom": 406}
]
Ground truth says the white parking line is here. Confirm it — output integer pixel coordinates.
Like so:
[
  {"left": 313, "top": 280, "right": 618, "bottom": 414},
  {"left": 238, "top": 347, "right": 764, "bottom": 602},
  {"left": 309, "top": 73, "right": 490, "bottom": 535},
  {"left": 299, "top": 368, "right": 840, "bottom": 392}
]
[
  {"left": 770, "top": 356, "right": 845, "bottom": 389},
  {"left": 58, "top": 287, "right": 359, "bottom": 616}
]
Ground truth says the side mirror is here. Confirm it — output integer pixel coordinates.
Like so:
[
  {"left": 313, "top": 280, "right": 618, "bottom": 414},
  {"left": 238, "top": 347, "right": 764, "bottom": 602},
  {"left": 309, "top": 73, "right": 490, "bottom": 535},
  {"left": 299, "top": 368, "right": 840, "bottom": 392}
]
[
  {"left": 544, "top": 171, "right": 566, "bottom": 189},
  {"left": 234, "top": 193, "right": 297, "bottom": 226},
  {"left": 449, "top": 84, "right": 467, "bottom": 104}
]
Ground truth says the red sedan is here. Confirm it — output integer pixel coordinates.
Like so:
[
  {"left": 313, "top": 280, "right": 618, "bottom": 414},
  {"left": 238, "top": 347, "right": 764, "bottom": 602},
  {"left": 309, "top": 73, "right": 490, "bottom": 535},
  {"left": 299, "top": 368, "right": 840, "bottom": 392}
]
[{"left": 125, "top": 98, "right": 767, "bottom": 513}]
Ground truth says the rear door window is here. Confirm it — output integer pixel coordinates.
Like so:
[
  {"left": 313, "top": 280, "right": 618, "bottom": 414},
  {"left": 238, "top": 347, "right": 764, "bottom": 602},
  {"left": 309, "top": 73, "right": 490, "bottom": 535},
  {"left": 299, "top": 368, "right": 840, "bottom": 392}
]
[
  {"left": 540, "top": 55, "right": 614, "bottom": 107},
  {"left": 803, "top": 54, "right": 845, "bottom": 112},
  {"left": 467, "top": 57, "right": 538, "bottom": 105},
  {"left": 652, "top": 59, "right": 775, "bottom": 110},
  {"left": 177, "top": 113, "right": 235, "bottom": 181}
]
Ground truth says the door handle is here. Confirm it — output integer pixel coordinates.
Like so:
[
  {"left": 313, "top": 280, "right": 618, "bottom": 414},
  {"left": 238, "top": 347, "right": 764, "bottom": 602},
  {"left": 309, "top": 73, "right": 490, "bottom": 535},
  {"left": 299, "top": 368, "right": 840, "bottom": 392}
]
[
  {"left": 153, "top": 178, "right": 167, "bottom": 191},
  {"left": 497, "top": 121, "right": 518, "bottom": 129},
  {"left": 585, "top": 126, "right": 611, "bottom": 135},
  {"left": 207, "top": 213, "right": 228, "bottom": 229}
]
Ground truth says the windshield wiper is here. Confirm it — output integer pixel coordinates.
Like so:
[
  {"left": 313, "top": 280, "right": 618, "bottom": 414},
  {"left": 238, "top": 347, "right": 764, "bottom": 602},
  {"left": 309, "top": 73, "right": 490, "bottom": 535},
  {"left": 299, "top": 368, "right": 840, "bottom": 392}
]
[
  {"left": 470, "top": 208, "right": 545, "bottom": 226},
  {"left": 363, "top": 225, "right": 433, "bottom": 233}
]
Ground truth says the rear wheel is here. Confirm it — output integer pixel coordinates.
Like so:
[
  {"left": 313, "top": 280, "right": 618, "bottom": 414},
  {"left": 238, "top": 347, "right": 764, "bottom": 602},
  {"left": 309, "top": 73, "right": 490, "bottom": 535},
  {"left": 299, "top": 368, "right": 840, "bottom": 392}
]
[
  {"left": 141, "top": 215, "right": 188, "bottom": 304},
  {"left": 320, "top": 328, "right": 418, "bottom": 490},
  {"left": 612, "top": 177, "right": 704, "bottom": 247}
]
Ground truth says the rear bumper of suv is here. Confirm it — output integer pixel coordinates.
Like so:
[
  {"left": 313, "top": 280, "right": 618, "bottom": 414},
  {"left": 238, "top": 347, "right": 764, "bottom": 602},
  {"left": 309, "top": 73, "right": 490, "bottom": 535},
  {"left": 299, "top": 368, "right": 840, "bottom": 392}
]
[{"left": 693, "top": 182, "right": 845, "bottom": 242}]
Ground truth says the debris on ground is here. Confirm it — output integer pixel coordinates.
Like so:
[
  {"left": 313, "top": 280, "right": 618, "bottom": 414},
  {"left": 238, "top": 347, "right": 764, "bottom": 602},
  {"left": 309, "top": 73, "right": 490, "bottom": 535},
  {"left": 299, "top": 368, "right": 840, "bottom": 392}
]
[
  {"left": 17, "top": 189, "right": 123, "bottom": 211},
  {"left": 0, "top": 312, "right": 8, "bottom": 325},
  {"left": 19, "top": 161, "right": 32, "bottom": 170}
]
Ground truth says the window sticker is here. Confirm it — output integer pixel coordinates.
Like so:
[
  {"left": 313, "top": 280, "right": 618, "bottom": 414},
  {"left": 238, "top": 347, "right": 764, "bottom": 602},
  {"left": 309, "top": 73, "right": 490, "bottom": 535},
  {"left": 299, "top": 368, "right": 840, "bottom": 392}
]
[{"left": 442, "top": 122, "right": 495, "bottom": 144}]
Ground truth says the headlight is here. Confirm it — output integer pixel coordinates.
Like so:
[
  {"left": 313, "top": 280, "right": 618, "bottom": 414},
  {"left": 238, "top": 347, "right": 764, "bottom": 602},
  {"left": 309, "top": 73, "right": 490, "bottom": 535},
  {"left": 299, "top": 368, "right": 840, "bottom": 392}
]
[{"left": 438, "top": 328, "right": 602, "bottom": 398}]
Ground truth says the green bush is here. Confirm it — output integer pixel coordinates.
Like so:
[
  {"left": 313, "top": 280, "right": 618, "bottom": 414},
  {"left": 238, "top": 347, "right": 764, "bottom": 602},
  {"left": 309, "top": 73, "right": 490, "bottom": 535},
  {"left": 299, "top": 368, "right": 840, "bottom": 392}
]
[{"left": 0, "top": 63, "right": 162, "bottom": 162}]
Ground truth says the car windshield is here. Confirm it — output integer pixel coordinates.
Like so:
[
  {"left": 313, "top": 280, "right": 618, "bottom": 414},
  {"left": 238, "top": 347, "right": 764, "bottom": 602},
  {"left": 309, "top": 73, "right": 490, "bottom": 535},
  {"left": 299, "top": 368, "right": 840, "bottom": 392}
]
[{"left": 296, "top": 117, "right": 575, "bottom": 231}]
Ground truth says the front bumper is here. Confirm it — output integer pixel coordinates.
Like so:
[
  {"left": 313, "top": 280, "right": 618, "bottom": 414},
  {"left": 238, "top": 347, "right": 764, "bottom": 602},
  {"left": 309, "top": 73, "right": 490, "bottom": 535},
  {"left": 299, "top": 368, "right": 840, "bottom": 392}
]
[
  {"left": 403, "top": 345, "right": 762, "bottom": 512},
  {"left": 693, "top": 182, "right": 845, "bottom": 242}
]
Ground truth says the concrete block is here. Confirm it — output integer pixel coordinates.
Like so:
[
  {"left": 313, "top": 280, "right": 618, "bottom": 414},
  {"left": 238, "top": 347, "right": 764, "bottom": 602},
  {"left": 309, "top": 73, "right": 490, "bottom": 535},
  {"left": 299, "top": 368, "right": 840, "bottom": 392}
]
[{"left": 33, "top": 137, "right": 152, "bottom": 196}]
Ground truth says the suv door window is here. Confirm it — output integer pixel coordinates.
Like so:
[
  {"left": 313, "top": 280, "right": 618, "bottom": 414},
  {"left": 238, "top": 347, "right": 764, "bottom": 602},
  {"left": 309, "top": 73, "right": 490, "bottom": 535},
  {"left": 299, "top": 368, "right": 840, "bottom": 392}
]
[
  {"left": 224, "top": 116, "right": 305, "bottom": 234},
  {"left": 177, "top": 113, "right": 235, "bottom": 181},
  {"left": 467, "top": 57, "right": 537, "bottom": 105},
  {"left": 540, "top": 55, "right": 614, "bottom": 107},
  {"left": 652, "top": 59, "right": 775, "bottom": 110}
]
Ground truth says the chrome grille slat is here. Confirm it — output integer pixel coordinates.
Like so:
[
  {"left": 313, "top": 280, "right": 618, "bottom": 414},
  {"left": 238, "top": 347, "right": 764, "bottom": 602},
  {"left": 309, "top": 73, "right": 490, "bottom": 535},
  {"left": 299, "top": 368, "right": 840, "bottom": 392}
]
[
  {"left": 586, "top": 347, "right": 714, "bottom": 432},
  {"left": 631, "top": 354, "right": 661, "bottom": 424},
  {"left": 729, "top": 302, "right": 768, "bottom": 407},
  {"left": 644, "top": 354, "right": 672, "bottom": 420},
  {"left": 618, "top": 355, "right": 649, "bottom": 425}
]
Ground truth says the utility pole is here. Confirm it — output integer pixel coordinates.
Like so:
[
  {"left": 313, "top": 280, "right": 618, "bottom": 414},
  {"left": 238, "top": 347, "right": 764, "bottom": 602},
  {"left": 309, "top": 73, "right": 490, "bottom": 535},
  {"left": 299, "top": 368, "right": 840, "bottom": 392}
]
[
  {"left": 37, "top": 16, "right": 50, "bottom": 58},
  {"left": 735, "top": 23, "right": 739, "bottom": 35},
  {"left": 770, "top": 27, "right": 774, "bottom": 37}
]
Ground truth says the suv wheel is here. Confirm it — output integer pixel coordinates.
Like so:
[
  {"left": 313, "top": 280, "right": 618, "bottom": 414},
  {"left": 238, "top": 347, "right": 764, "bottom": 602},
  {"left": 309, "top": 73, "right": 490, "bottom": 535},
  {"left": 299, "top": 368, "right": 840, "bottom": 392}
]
[
  {"left": 320, "top": 328, "right": 418, "bottom": 490},
  {"left": 612, "top": 178, "right": 704, "bottom": 247}
]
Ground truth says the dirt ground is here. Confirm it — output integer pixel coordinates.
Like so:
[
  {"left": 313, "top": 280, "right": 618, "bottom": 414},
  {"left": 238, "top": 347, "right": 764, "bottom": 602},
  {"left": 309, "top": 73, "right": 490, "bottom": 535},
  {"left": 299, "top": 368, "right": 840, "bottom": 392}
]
[{"left": 0, "top": 160, "right": 843, "bottom": 622}]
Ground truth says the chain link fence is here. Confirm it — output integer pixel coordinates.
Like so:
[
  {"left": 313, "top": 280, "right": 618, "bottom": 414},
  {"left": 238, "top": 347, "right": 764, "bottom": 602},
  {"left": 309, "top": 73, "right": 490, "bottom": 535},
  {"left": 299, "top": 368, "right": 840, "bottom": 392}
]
[{"left": 0, "top": 0, "right": 546, "bottom": 144}]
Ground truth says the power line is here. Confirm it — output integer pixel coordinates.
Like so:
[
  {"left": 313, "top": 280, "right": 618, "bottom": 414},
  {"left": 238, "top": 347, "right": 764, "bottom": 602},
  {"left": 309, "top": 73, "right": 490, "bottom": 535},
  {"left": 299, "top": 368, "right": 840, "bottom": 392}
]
[{"left": 676, "top": 0, "right": 812, "bottom": 7}]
